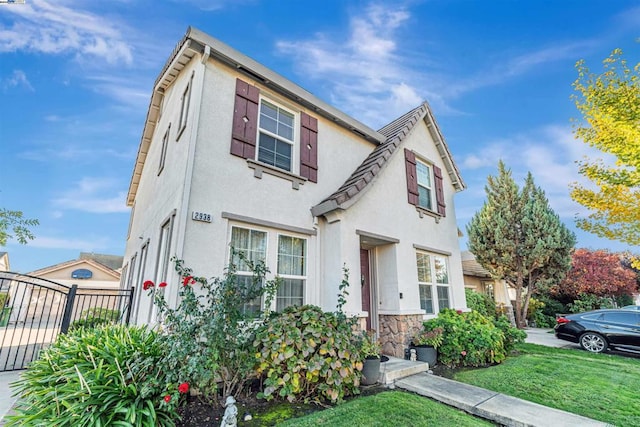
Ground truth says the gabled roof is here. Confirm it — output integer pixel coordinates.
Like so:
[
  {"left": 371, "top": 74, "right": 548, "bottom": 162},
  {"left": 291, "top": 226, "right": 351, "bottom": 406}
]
[
  {"left": 311, "top": 102, "right": 466, "bottom": 217},
  {"left": 127, "top": 26, "right": 386, "bottom": 206},
  {"left": 27, "top": 258, "right": 121, "bottom": 280},
  {"left": 461, "top": 251, "right": 492, "bottom": 278},
  {"left": 79, "top": 252, "right": 123, "bottom": 271}
]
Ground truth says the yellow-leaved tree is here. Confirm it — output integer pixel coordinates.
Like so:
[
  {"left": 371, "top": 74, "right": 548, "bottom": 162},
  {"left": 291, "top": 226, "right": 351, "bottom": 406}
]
[{"left": 571, "top": 48, "right": 640, "bottom": 265}]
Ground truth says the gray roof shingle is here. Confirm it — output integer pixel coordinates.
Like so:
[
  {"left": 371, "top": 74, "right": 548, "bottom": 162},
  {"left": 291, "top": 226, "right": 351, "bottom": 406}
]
[{"left": 311, "top": 102, "right": 464, "bottom": 217}]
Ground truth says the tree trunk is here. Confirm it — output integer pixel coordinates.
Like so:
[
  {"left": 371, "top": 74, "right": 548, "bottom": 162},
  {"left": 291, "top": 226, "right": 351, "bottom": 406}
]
[{"left": 514, "top": 275, "right": 526, "bottom": 329}]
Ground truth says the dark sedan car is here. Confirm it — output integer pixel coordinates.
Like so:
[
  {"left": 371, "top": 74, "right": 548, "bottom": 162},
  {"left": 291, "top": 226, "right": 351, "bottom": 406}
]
[{"left": 554, "top": 309, "right": 640, "bottom": 354}]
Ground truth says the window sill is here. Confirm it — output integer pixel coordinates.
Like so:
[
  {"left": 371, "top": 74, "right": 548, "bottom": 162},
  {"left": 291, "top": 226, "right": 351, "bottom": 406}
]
[
  {"left": 416, "top": 206, "right": 442, "bottom": 222},
  {"left": 247, "top": 159, "right": 307, "bottom": 190}
]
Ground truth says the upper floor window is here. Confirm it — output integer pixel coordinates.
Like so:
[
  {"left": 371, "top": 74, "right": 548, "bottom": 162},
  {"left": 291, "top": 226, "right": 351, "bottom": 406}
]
[
  {"left": 258, "top": 100, "right": 295, "bottom": 172},
  {"left": 158, "top": 124, "right": 170, "bottom": 175},
  {"left": 404, "top": 149, "right": 446, "bottom": 217},
  {"left": 230, "top": 78, "right": 318, "bottom": 183},
  {"left": 416, "top": 160, "right": 433, "bottom": 210},
  {"left": 177, "top": 74, "right": 193, "bottom": 140}
]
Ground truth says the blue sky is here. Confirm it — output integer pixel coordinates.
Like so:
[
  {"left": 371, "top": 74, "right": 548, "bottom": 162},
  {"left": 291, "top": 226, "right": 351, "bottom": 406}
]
[{"left": 1, "top": 0, "right": 639, "bottom": 273}]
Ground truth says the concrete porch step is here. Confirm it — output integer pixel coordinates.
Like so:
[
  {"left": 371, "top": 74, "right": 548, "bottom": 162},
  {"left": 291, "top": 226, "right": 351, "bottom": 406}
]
[{"left": 378, "top": 356, "right": 430, "bottom": 385}]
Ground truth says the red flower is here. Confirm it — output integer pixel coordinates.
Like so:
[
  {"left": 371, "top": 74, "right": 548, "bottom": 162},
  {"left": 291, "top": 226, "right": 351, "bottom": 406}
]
[
  {"left": 164, "top": 395, "right": 171, "bottom": 403},
  {"left": 182, "top": 276, "right": 195, "bottom": 287},
  {"left": 158, "top": 282, "right": 168, "bottom": 288},
  {"left": 456, "top": 309, "right": 463, "bottom": 314},
  {"left": 143, "top": 280, "right": 154, "bottom": 290},
  {"left": 178, "top": 382, "right": 189, "bottom": 394}
]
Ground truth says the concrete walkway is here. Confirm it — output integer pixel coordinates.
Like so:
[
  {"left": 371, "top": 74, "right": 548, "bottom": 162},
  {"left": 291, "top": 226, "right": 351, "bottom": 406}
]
[
  {"left": 395, "top": 373, "right": 611, "bottom": 427},
  {"left": 0, "top": 371, "right": 20, "bottom": 425}
]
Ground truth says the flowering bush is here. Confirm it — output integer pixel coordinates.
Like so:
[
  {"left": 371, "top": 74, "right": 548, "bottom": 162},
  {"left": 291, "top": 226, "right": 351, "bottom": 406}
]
[
  {"left": 6, "top": 325, "right": 179, "bottom": 426},
  {"left": 146, "top": 252, "right": 280, "bottom": 403}
]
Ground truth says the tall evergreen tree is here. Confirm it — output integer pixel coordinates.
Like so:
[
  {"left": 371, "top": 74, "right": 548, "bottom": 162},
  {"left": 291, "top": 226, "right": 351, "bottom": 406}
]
[{"left": 467, "top": 161, "right": 576, "bottom": 328}]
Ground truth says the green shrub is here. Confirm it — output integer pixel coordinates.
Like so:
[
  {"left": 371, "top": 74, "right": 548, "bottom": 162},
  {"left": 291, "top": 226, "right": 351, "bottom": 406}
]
[
  {"left": 148, "top": 253, "right": 280, "bottom": 403},
  {"left": 0, "top": 292, "right": 8, "bottom": 308},
  {"left": 6, "top": 325, "right": 179, "bottom": 426},
  {"left": 254, "top": 305, "right": 362, "bottom": 404},
  {"left": 69, "top": 307, "right": 121, "bottom": 331},
  {"left": 493, "top": 315, "right": 525, "bottom": 353},
  {"left": 424, "top": 309, "right": 510, "bottom": 368},
  {"left": 464, "top": 288, "right": 496, "bottom": 318},
  {"left": 568, "top": 293, "right": 614, "bottom": 313}
]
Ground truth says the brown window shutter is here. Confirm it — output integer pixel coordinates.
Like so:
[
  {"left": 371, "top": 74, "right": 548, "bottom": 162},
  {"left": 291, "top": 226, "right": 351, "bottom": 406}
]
[
  {"left": 433, "top": 165, "right": 446, "bottom": 217},
  {"left": 404, "top": 149, "right": 419, "bottom": 205},
  {"left": 300, "top": 112, "right": 318, "bottom": 183},
  {"left": 230, "top": 79, "right": 259, "bottom": 159}
]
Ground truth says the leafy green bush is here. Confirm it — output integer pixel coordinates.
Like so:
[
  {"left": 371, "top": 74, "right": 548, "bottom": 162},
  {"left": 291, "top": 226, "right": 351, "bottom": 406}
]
[
  {"left": 69, "top": 307, "right": 121, "bottom": 331},
  {"left": 0, "top": 292, "right": 8, "bottom": 308},
  {"left": 464, "top": 288, "right": 496, "bottom": 318},
  {"left": 424, "top": 309, "right": 511, "bottom": 368},
  {"left": 568, "top": 293, "right": 614, "bottom": 313},
  {"left": 6, "top": 325, "right": 180, "bottom": 426},
  {"left": 254, "top": 304, "right": 362, "bottom": 404},
  {"left": 148, "top": 253, "right": 280, "bottom": 403},
  {"left": 493, "top": 315, "right": 525, "bottom": 353}
]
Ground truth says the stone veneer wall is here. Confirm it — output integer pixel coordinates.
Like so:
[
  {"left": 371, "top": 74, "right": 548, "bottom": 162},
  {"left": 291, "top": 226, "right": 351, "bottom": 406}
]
[{"left": 379, "top": 314, "right": 424, "bottom": 358}]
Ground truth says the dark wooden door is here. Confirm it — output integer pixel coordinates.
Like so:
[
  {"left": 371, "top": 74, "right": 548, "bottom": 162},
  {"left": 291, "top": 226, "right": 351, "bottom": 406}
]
[{"left": 360, "top": 249, "right": 372, "bottom": 331}]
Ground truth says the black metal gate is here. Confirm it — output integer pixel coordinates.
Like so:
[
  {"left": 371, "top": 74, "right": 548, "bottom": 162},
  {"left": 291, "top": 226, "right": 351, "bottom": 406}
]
[{"left": 0, "top": 272, "right": 134, "bottom": 371}]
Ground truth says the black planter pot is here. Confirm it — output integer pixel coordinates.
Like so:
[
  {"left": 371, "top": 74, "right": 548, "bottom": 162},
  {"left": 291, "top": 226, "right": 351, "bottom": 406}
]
[
  {"left": 414, "top": 345, "right": 437, "bottom": 366},
  {"left": 361, "top": 356, "right": 381, "bottom": 385}
]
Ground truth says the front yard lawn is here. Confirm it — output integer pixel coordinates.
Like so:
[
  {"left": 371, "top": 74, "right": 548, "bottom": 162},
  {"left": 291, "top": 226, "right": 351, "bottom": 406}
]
[
  {"left": 452, "top": 343, "right": 640, "bottom": 427},
  {"left": 279, "top": 390, "right": 494, "bottom": 426}
]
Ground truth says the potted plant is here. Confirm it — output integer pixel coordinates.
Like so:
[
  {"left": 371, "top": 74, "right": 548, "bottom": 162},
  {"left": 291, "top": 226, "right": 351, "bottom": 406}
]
[
  {"left": 359, "top": 330, "right": 381, "bottom": 385},
  {"left": 411, "top": 326, "right": 443, "bottom": 366}
]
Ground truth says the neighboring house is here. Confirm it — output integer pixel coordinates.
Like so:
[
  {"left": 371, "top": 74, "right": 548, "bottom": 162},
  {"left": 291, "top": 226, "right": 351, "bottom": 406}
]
[
  {"left": 461, "top": 250, "right": 515, "bottom": 321},
  {"left": 4, "top": 254, "right": 124, "bottom": 325},
  {"left": 27, "top": 255, "right": 122, "bottom": 289},
  {"left": 0, "top": 252, "right": 9, "bottom": 272},
  {"left": 122, "top": 27, "right": 468, "bottom": 357}
]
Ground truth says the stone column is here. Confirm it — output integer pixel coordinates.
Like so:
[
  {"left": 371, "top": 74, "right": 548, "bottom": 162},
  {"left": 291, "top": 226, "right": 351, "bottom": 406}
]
[{"left": 378, "top": 314, "right": 424, "bottom": 358}]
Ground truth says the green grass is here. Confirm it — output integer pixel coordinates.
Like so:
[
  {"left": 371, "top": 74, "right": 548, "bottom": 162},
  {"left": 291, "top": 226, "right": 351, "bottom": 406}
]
[
  {"left": 453, "top": 343, "right": 640, "bottom": 427},
  {"left": 279, "top": 390, "right": 494, "bottom": 426}
]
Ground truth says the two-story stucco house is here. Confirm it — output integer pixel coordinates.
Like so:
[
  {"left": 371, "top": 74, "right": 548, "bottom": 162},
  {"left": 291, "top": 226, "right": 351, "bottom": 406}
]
[{"left": 122, "top": 27, "right": 467, "bottom": 357}]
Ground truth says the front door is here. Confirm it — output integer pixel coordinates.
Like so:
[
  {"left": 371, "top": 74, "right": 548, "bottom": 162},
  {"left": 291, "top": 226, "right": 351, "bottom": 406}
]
[{"left": 360, "top": 249, "right": 372, "bottom": 331}]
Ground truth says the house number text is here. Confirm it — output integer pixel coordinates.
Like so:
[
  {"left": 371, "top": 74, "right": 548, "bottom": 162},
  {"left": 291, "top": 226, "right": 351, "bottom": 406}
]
[{"left": 192, "top": 211, "right": 212, "bottom": 223}]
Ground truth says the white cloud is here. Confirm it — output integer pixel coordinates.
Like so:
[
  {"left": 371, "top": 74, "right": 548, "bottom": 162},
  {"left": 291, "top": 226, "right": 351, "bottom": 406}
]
[
  {"left": 275, "top": 2, "right": 598, "bottom": 129},
  {"left": 457, "top": 125, "right": 615, "bottom": 220},
  {"left": 0, "top": 0, "right": 133, "bottom": 65},
  {"left": 52, "top": 177, "right": 129, "bottom": 213},
  {"left": 29, "top": 235, "right": 110, "bottom": 250},
  {"left": 2, "top": 69, "right": 34, "bottom": 91}
]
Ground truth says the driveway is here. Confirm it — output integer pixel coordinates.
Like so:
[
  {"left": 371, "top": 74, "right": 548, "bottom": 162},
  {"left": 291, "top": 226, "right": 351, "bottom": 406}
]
[{"left": 524, "top": 328, "right": 581, "bottom": 349}]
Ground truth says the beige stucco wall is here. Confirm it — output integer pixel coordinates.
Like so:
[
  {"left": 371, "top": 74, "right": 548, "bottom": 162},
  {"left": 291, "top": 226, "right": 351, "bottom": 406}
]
[{"left": 124, "top": 46, "right": 467, "bottom": 327}]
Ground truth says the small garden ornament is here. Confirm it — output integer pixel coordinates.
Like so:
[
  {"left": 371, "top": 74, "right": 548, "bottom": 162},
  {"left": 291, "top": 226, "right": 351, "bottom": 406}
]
[{"left": 220, "top": 396, "right": 237, "bottom": 427}]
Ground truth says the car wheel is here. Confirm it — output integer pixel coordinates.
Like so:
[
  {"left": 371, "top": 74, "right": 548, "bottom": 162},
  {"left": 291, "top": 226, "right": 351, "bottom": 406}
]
[{"left": 580, "top": 332, "right": 607, "bottom": 353}]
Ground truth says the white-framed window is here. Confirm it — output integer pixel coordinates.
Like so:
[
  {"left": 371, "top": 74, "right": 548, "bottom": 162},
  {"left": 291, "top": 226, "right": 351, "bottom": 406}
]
[
  {"left": 228, "top": 225, "right": 307, "bottom": 314},
  {"left": 416, "top": 251, "right": 450, "bottom": 314},
  {"left": 257, "top": 99, "right": 295, "bottom": 172},
  {"left": 158, "top": 124, "right": 170, "bottom": 175},
  {"left": 416, "top": 160, "right": 433, "bottom": 210},
  {"left": 149, "top": 215, "right": 174, "bottom": 323},
  {"left": 276, "top": 235, "right": 306, "bottom": 311},
  {"left": 177, "top": 74, "right": 193, "bottom": 140},
  {"left": 230, "top": 226, "right": 267, "bottom": 316}
]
